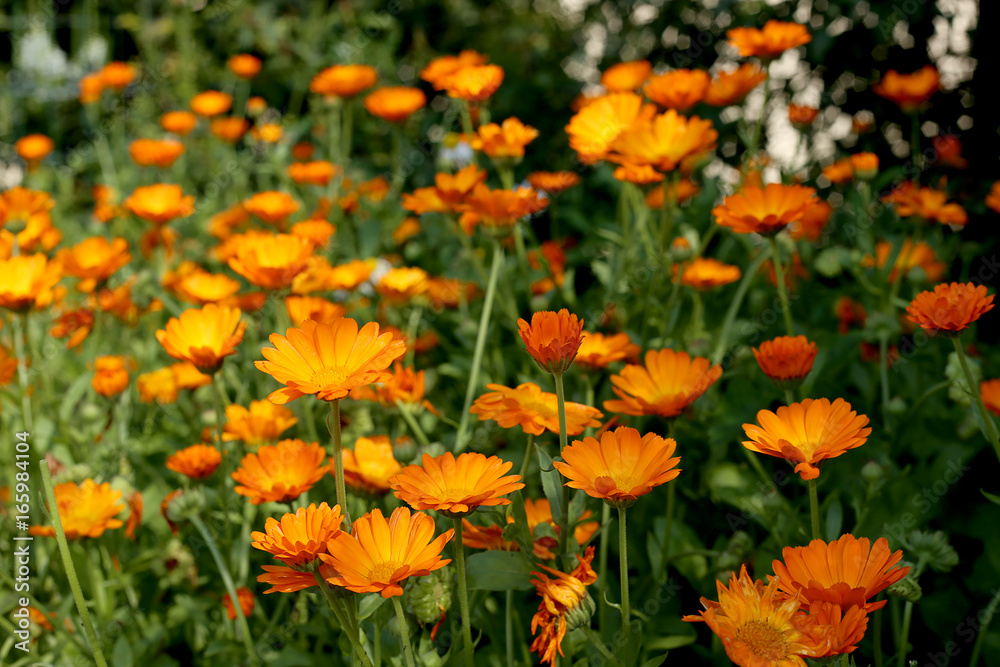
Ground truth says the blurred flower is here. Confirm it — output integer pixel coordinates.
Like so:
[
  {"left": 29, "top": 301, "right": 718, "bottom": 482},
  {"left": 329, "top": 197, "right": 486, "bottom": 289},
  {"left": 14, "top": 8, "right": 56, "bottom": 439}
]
[
  {"left": 883, "top": 182, "right": 967, "bottom": 227},
  {"left": 190, "top": 90, "right": 233, "bottom": 117},
  {"left": 129, "top": 139, "right": 185, "bottom": 168},
  {"left": 458, "top": 184, "right": 547, "bottom": 235},
  {"left": 441, "top": 64, "right": 504, "bottom": 101},
  {"left": 788, "top": 104, "right": 819, "bottom": 126},
  {"left": 375, "top": 266, "right": 430, "bottom": 303},
  {"left": 986, "top": 182, "right": 1000, "bottom": 214},
  {"left": 310, "top": 64, "right": 378, "bottom": 97},
  {"left": 604, "top": 348, "right": 722, "bottom": 418},
  {"left": 164, "top": 264, "right": 242, "bottom": 305},
  {"left": 100, "top": 62, "right": 136, "bottom": 90},
  {"left": 228, "top": 54, "right": 262, "bottom": 79},
  {"left": 862, "top": 240, "right": 945, "bottom": 283},
  {"left": 288, "top": 161, "right": 338, "bottom": 187},
  {"left": 364, "top": 86, "right": 427, "bottom": 122},
  {"left": 574, "top": 331, "right": 640, "bottom": 370},
  {"left": 527, "top": 171, "right": 581, "bottom": 195},
  {"left": 565, "top": 92, "right": 651, "bottom": 163},
  {"left": 644, "top": 69, "right": 710, "bottom": 110},
  {"left": 0, "top": 254, "right": 62, "bottom": 312},
  {"left": 613, "top": 163, "right": 663, "bottom": 184},
  {"left": 822, "top": 158, "right": 855, "bottom": 184},
  {"left": 30, "top": 479, "right": 124, "bottom": 539},
  {"left": 402, "top": 164, "right": 488, "bottom": 215},
  {"left": 232, "top": 439, "right": 330, "bottom": 505},
  {"left": 393, "top": 217, "right": 421, "bottom": 245},
  {"left": 210, "top": 117, "right": 251, "bottom": 143},
  {"left": 58, "top": 236, "right": 131, "bottom": 292},
  {"left": 850, "top": 152, "right": 879, "bottom": 180},
  {"left": 252, "top": 502, "right": 344, "bottom": 567},
  {"left": 49, "top": 308, "right": 93, "bottom": 349},
  {"left": 789, "top": 199, "right": 832, "bottom": 242},
  {"left": 471, "top": 382, "right": 603, "bottom": 436},
  {"left": 156, "top": 304, "right": 246, "bottom": 373},
  {"left": 137, "top": 362, "right": 211, "bottom": 404},
  {"left": 981, "top": 379, "right": 1000, "bottom": 416},
  {"left": 227, "top": 233, "right": 314, "bottom": 290},
  {"left": 15, "top": 134, "right": 54, "bottom": 169},
  {"left": 79, "top": 72, "right": 104, "bottom": 103},
  {"left": 242, "top": 192, "right": 300, "bottom": 226},
  {"left": 251, "top": 123, "right": 283, "bottom": 143},
  {"left": 704, "top": 64, "right": 767, "bottom": 106},
  {"left": 92, "top": 355, "right": 130, "bottom": 397},
  {"left": 421, "top": 50, "right": 489, "bottom": 89},
  {"left": 463, "top": 498, "right": 598, "bottom": 560},
  {"left": 753, "top": 336, "right": 817, "bottom": 389},
  {"left": 166, "top": 444, "right": 222, "bottom": 480},
  {"left": 472, "top": 117, "right": 539, "bottom": 160},
  {"left": 727, "top": 20, "right": 812, "bottom": 58},
  {"left": 124, "top": 184, "right": 195, "bottom": 225},
  {"left": 608, "top": 109, "right": 717, "bottom": 172},
  {"left": 161, "top": 111, "right": 198, "bottom": 135},
  {"left": 223, "top": 587, "right": 255, "bottom": 621},
  {"left": 530, "top": 547, "right": 598, "bottom": 664},
  {"left": 678, "top": 257, "right": 741, "bottom": 290},
  {"left": 342, "top": 435, "right": 403, "bottom": 496},
  {"left": 873, "top": 66, "right": 939, "bottom": 111},
  {"left": 518, "top": 309, "right": 584, "bottom": 374},
  {"left": 713, "top": 183, "right": 818, "bottom": 235},
  {"left": 646, "top": 179, "right": 700, "bottom": 208},
  {"left": 427, "top": 277, "right": 477, "bottom": 309},
  {"left": 390, "top": 452, "right": 523, "bottom": 517},
  {"left": 350, "top": 362, "right": 435, "bottom": 413},
  {"left": 601, "top": 60, "right": 652, "bottom": 92},
  {"left": 285, "top": 295, "right": 346, "bottom": 325},
  {"left": 224, "top": 400, "right": 298, "bottom": 447},
  {"left": 906, "top": 282, "right": 994, "bottom": 335},
  {"left": 933, "top": 135, "right": 968, "bottom": 168}
]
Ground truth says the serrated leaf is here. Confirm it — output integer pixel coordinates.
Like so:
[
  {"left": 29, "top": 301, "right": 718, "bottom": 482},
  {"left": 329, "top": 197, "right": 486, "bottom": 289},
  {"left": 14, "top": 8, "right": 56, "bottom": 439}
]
[{"left": 465, "top": 551, "right": 534, "bottom": 591}]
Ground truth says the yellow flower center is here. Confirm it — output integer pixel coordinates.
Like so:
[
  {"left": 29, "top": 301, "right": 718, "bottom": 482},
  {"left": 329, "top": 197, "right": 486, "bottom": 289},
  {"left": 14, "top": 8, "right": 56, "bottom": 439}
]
[
  {"left": 609, "top": 472, "right": 638, "bottom": 492},
  {"left": 441, "top": 487, "right": 472, "bottom": 500},
  {"left": 312, "top": 366, "right": 350, "bottom": 388},
  {"left": 735, "top": 620, "right": 789, "bottom": 660},
  {"left": 369, "top": 561, "right": 402, "bottom": 582}
]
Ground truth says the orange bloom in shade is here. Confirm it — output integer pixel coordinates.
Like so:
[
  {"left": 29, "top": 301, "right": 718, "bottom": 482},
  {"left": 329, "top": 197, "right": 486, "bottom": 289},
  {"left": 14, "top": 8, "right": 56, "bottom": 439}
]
[
  {"left": 484, "top": 383, "right": 603, "bottom": 436},
  {"left": 243, "top": 191, "right": 300, "bottom": 226},
  {"left": 789, "top": 200, "right": 832, "bottom": 242},
  {"left": 441, "top": 64, "right": 504, "bottom": 101},
  {"left": 601, "top": 60, "right": 652, "bottom": 92},
  {"left": 29, "top": 479, "right": 124, "bottom": 539},
  {"left": 458, "top": 184, "right": 548, "bottom": 235},
  {"left": 376, "top": 266, "right": 430, "bottom": 303},
  {"left": 15, "top": 134, "right": 54, "bottom": 168},
  {"left": 821, "top": 158, "right": 854, "bottom": 185},
  {"left": 679, "top": 257, "right": 741, "bottom": 290},
  {"left": 390, "top": 452, "right": 524, "bottom": 517},
  {"left": 0, "top": 254, "right": 62, "bottom": 311},
  {"left": 683, "top": 565, "right": 821, "bottom": 667},
  {"left": 728, "top": 20, "right": 812, "bottom": 58},
  {"left": 227, "top": 233, "right": 314, "bottom": 290},
  {"left": 905, "top": 282, "right": 994, "bottom": 335},
  {"left": 223, "top": 587, "right": 255, "bottom": 621},
  {"left": 771, "top": 535, "right": 909, "bottom": 612},
  {"left": 285, "top": 295, "right": 347, "bottom": 325},
  {"left": 123, "top": 491, "right": 143, "bottom": 540},
  {"left": 565, "top": 92, "right": 651, "bottom": 163},
  {"left": 403, "top": 164, "right": 488, "bottom": 215},
  {"left": 223, "top": 400, "right": 298, "bottom": 447},
  {"left": 518, "top": 309, "right": 584, "bottom": 374},
  {"left": 58, "top": 236, "right": 131, "bottom": 292},
  {"left": 981, "top": 379, "right": 1000, "bottom": 416},
  {"left": 161, "top": 111, "right": 198, "bottom": 135},
  {"left": 934, "top": 135, "right": 968, "bottom": 168},
  {"left": 321, "top": 506, "right": 454, "bottom": 598},
  {"left": 742, "top": 398, "right": 871, "bottom": 480},
  {"left": 987, "top": 182, "right": 1000, "bottom": 214},
  {"left": 210, "top": 117, "right": 251, "bottom": 143},
  {"left": 129, "top": 139, "right": 185, "bottom": 168},
  {"left": 256, "top": 317, "right": 406, "bottom": 404},
  {"left": 862, "top": 240, "right": 945, "bottom": 283},
  {"left": 364, "top": 86, "right": 427, "bottom": 122},
  {"left": 574, "top": 331, "right": 640, "bottom": 370},
  {"left": 166, "top": 444, "right": 222, "bottom": 479},
  {"left": 646, "top": 179, "right": 701, "bottom": 208},
  {"left": 882, "top": 182, "right": 967, "bottom": 227},
  {"left": 530, "top": 546, "right": 598, "bottom": 664},
  {"left": 705, "top": 64, "right": 767, "bottom": 106},
  {"left": 228, "top": 54, "right": 262, "bottom": 79},
  {"left": 613, "top": 163, "right": 663, "bottom": 184},
  {"left": 155, "top": 304, "right": 246, "bottom": 373},
  {"left": 427, "top": 277, "right": 478, "bottom": 309},
  {"left": 310, "top": 64, "right": 378, "bottom": 97},
  {"left": 79, "top": 72, "right": 105, "bottom": 103},
  {"left": 124, "top": 184, "right": 195, "bottom": 225},
  {"left": 343, "top": 435, "right": 404, "bottom": 496},
  {"left": 252, "top": 502, "right": 344, "bottom": 567},
  {"left": 873, "top": 65, "right": 939, "bottom": 111},
  {"left": 644, "top": 69, "right": 710, "bottom": 110},
  {"left": 608, "top": 110, "right": 718, "bottom": 172},
  {"left": 288, "top": 161, "right": 338, "bottom": 187},
  {"left": 100, "top": 61, "right": 136, "bottom": 90},
  {"left": 527, "top": 171, "right": 581, "bottom": 195},
  {"left": 91, "top": 355, "right": 130, "bottom": 397},
  {"left": 713, "top": 183, "right": 818, "bottom": 236},
  {"left": 788, "top": 104, "right": 819, "bottom": 126},
  {"left": 554, "top": 426, "right": 680, "bottom": 508},
  {"left": 190, "top": 90, "right": 233, "bottom": 117},
  {"left": 232, "top": 439, "right": 330, "bottom": 505},
  {"left": 604, "top": 348, "right": 722, "bottom": 418},
  {"left": 753, "top": 336, "right": 818, "bottom": 390},
  {"left": 850, "top": 153, "right": 879, "bottom": 180},
  {"left": 421, "top": 50, "right": 489, "bottom": 88},
  {"left": 472, "top": 117, "right": 539, "bottom": 159}
]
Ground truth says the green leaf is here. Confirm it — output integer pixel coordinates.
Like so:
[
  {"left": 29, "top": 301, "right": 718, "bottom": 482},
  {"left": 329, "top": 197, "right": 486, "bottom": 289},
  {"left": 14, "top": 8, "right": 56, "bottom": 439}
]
[
  {"left": 59, "top": 371, "right": 94, "bottom": 425},
  {"left": 505, "top": 491, "right": 536, "bottom": 559},
  {"left": 825, "top": 496, "right": 843, "bottom": 542},
  {"left": 358, "top": 593, "right": 387, "bottom": 620},
  {"left": 982, "top": 489, "right": 1000, "bottom": 506},
  {"left": 465, "top": 551, "right": 534, "bottom": 591},
  {"left": 645, "top": 634, "right": 696, "bottom": 651},
  {"left": 640, "top": 653, "right": 671, "bottom": 666},
  {"left": 537, "top": 447, "right": 562, "bottom": 524},
  {"left": 111, "top": 635, "right": 134, "bottom": 667}
]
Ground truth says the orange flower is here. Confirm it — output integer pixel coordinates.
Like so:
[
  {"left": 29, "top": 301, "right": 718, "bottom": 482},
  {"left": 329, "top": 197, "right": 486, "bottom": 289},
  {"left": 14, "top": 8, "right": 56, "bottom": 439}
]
[
  {"left": 554, "top": 426, "right": 680, "bottom": 507},
  {"left": 873, "top": 65, "right": 939, "bottom": 111},
  {"left": 227, "top": 233, "right": 314, "bottom": 290},
  {"left": 727, "top": 20, "right": 812, "bottom": 58},
  {"left": 256, "top": 317, "right": 406, "bottom": 404},
  {"left": 458, "top": 184, "right": 548, "bottom": 235},
  {"left": 137, "top": 362, "right": 211, "bottom": 403},
  {"left": 310, "top": 64, "right": 378, "bottom": 98},
  {"left": 223, "top": 400, "right": 298, "bottom": 447},
  {"left": 646, "top": 179, "right": 701, "bottom": 208},
  {"left": 604, "top": 348, "right": 722, "bottom": 418},
  {"left": 393, "top": 217, "right": 421, "bottom": 245},
  {"left": 285, "top": 295, "right": 347, "bottom": 325},
  {"left": 934, "top": 135, "right": 968, "bottom": 169},
  {"left": 905, "top": 282, "right": 994, "bottom": 335},
  {"left": 228, "top": 53, "right": 262, "bottom": 79},
  {"left": 15, "top": 134, "right": 54, "bottom": 168},
  {"left": 753, "top": 336, "right": 817, "bottom": 390},
  {"left": 58, "top": 236, "right": 131, "bottom": 292},
  {"left": 421, "top": 50, "right": 489, "bottom": 89},
  {"left": 375, "top": 266, "right": 430, "bottom": 303},
  {"left": 463, "top": 498, "right": 598, "bottom": 559},
  {"left": 789, "top": 199, "right": 832, "bottom": 242},
  {"left": 79, "top": 73, "right": 104, "bottom": 103},
  {"left": 850, "top": 153, "right": 879, "bottom": 180},
  {"left": 574, "top": 331, "right": 640, "bottom": 370},
  {"left": 164, "top": 265, "right": 242, "bottom": 305},
  {"left": 771, "top": 535, "right": 909, "bottom": 612},
  {"left": 882, "top": 182, "right": 967, "bottom": 227},
  {"left": 223, "top": 587, "right": 255, "bottom": 621},
  {"left": 232, "top": 438, "right": 330, "bottom": 505},
  {"left": 0, "top": 345, "right": 20, "bottom": 385},
  {"left": 530, "top": 546, "right": 598, "bottom": 664},
  {"left": 252, "top": 502, "right": 344, "bottom": 566},
  {"left": 527, "top": 171, "right": 581, "bottom": 195},
  {"left": 100, "top": 62, "right": 136, "bottom": 90},
  {"left": 565, "top": 92, "right": 651, "bottom": 163},
  {"left": 793, "top": 600, "right": 870, "bottom": 658},
  {"left": 0, "top": 254, "right": 62, "bottom": 312},
  {"left": 92, "top": 355, "right": 130, "bottom": 397},
  {"left": 363, "top": 86, "right": 427, "bottom": 122},
  {"left": 441, "top": 64, "right": 504, "bottom": 101},
  {"left": 612, "top": 163, "right": 663, "bottom": 184},
  {"left": 601, "top": 60, "right": 652, "bottom": 92},
  {"left": 288, "top": 161, "right": 339, "bottom": 187},
  {"left": 210, "top": 117, "right": 251, "bottom": 143},
  {"left": 390, "top": 452, "right": 523, "bottom": 517},
  {"left": 822, "top": 158, "right": 854, "bottom": 184},
  {"left": 704, "top": 64, "right": 767, "bottom": 106},
  {"left": 713, "top": 183, "right": 818, "bottom": 235},
  {"left": 472, "top": 117, "right": 539, "bottom": 160},
  {"left": 981, "top": 379, "right": 1000, "bottom": 416},
  {"left": 190, "top": 90, "right": 233, "bottom": 117},
  {"left": 343, "top": 435, "right": 404, "bottom": 496},
  {"left": 644, "top": 69, "right": 710, "bottom": 110},
  {"left": 678, "top": 257, "right": 741, "bottom": 290},
  {"left": 427, "top": 277, "right": 478, "bottom": 309},
  {"left": 29, "top": 479, "right": 124, "bottom": 539},
  {"left": 402, "top": 164, "right": 488, "bottom": 215},
  {"left": 124, "top": 184, "right": 195, "bottom": 225},
  {"left": 242, "top": 191, "right": 300, "bottom": 226},
  {"left": 320, "top": 506, "right": 454, "bottom": 598},
  {"left": 788, "top": 104, "right": 819, "bottom": 126},
  {"left": 129, "top": 139, "right": 185, "bottom": 168},
  {"left": 350, "top": 362, "right": 435, "bottom": 413},
  {"left": 166, "top": 444, "right": 222, "bottom": 479},
  {"left": 471, "top": 382, "right": 603, "bottom": 436},
  {"left": 517, "top": 309, "right": 584, "bottom": 374},
  {"left": 293, "top": 258, "right": 376, "bottom": 293},
  {"left": 155, "top": 303, "right": 246, "bottom": 373},
  {"left": 987, "top": 182, "right": 1000, "bottom": 214},
  {"left": 743, "top": 398, "right": 871, "bottom": 480},
  {"left": 608, "top": 109, "right": 718, "bottom": 172},
  {"left": 161, "top": 111, "right": 198, "bottom": 135},
  {"left": 862, "top": 240, "right": 945, "bottom": 283},
  {"left": 160, "top": 489, "right": 184, "bottom": 535},
  {"left": 125, "top": 492, "right": 143, "bottom": 541}
]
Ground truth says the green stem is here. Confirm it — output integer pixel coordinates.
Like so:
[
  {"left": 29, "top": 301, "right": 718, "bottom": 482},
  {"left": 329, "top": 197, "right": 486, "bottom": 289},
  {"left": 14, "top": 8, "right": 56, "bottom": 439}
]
[
  {"left": 313, "top": 573, "right": 374, "bottom": 667},
  {"left": 808, "top": 478, "right": 821, "bottom": 541},
  {"left": 396, "top": 400, "right": 431, "bottom": 448},
  {"left": 505, "top": 590, "right": 515, "bottom": 667},
  {"left": 404, "top": 306, "right": 423, "bottom": 366},
  {"left": 880, "top": 334, "right": 892, "bottom": 434},
  {"left": 459, "top": 100, "right": 474, "bottom": 135},
  {"left": 598, "top": 501, "right": 612, "bottom": 641},
  {"left": 711, "top": 252, "right": 768, "bottom": 364},
  {"left": 910, "top": 113, "right": 921, "bottom": 172},
  {"left": 617, "top": 506, "right": 631, "bottom": 646},
  {"left": 873, "top": 592, "right": 884, "bottom": 667},
  {"left": 554, "top": 372, "right": 571, "bottom": 560},
  {"left": 969, "top": 584, "right": 1000, "bottom": 666},
  {"left": 391, "top": 597, "right": 416, "bottom": 667},
  {"left": 327, "top": 399, "right": 351, "bottom": 526},
  {"left": 39, "top": 460, "right": 109, "bottom": 667},
  {"left": 582, "top": 626, "right": 624, "bottom": 667},
  {"left": 211, "top": 373, "right": 229, "bottom": 446},
  {"left": 953, "top": 337, "right": 1000, "bottom": 464},
  {"left": 453, "top": 518, "right": 476, "bottom": 667},
  {"left": 342, "top": 100, "right": 354, "bottom": 167},
  {"left": 13, "top": 312, "right": 33, "bottom": 432},
  {"left": 784, "top": 389, "right": 796, "bottom": 406},
  {"left": 897, "top": 600, "right": 913, "bottom": 667},
  {"left": 456, "top": 240, "right": 503, "bottom": 451},
  {"left": 769, "top": 237, "right": 795, "bottom": 337},
  {"left": 656, "top": 481, "right": 676, "bottom": 582},
  {"left": 518, "top": 433, "right": 536, "bottom": 488},
  {"left": 746, "top": 74, "right": 771, "bottom": 160}
]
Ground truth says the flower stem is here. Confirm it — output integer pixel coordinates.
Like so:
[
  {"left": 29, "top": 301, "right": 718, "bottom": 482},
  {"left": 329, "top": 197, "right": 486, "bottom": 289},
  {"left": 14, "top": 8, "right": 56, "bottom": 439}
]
[
  {"left": 769, "top": 236, "right": 795, "bottom": 337},
  {"left": 314, "top": 573, "right": 374, "bottom": 667},
  {"left": 952, "top": 337, "right": 1000, "bottom": 464},
  {"left": 582, "top": 626, "right": 624, "bottom": 667},
  {"left": 505, "top": 590, "right": 515, "bottom": 667},
  {"left": 711, "top": 252, "right": 768, "bottom": 364},
  {"left": 880, "top": 333, "right": 892, "bottom": 434},
  {"left": 453, "top": 518, "right": 476, "bottom": 667},
  {"left": 655, "top": 481, "right": 676, "bottom": 582},
  {"left": 13, "top": 312, "right": 33, "bottom": 432},
  {"left": 391, "top": 596, "right": 417, "bottom": 667},
  {"left": 39, "top": 460, "right": 109, "bottom": 667},
  {"left": 617, "top": 506, "right": 632, "bottom": 646},
  {"left": 327, "top": 399, "right": 351, "bottom": 526},
  {"left": 897, "top": 599, "right": 914, "bottom": 667},
  {"left": 808, "top": 478, "right": 821, "bottom": 541},
  {"left": 518, "top": 433, "right": 536, "bottom": 488},
  {"left": 597, "top": 501, "right": 611, "bottom": 640},
  {"left": 456, "top": 240, "right": 503, "bottom": 451},
  {"left": 396, "top": 400, "right": 431, "bottom": 448},
  {"left": 211, "top": 373, "right": 229, "bottom": 446},
  {"left": 554, "top": 372, "right": 571, "bottom": 559},
  {"left": 969, "top": 583, "right": 1000, "bottom": 666}
]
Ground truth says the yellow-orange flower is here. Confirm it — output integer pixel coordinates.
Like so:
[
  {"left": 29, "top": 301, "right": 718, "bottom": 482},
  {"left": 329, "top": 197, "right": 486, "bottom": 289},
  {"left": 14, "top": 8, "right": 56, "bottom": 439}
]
[
  {"left": 402, "top": 164, "right": 489, "bottom": 215},
  {"left": 58, "top": 236, "right": 131, "bottom": 292},
  {"left": 161, "top": 111, "right": 198, "bottom": 135},
  {"left": 727, "top": 20, "right": 812, "bottom": 58},
  {"left": 905, "top": 282, "right": 994, "bottom": 335},
  {"left": 227, "top": 233, "right": 315, "bottom": 290},
  {"left": 285, "top": 295, "right": 347, "bottom": 325},
  {"left": 243, "top": 192, "right": 300, "bottom": 226},
  {"left": 228, "top": 53, "right": 262, "bottom": 79},
  {"left": 705, "top": 64, "right": 767, "bottom": 106},
  {"left": 427, "top": 277, "right": 477, "bottom": 309},
  {"left": 458, "top": 184, "right": 548, "bottom": 235},
  {"left": 222, "top": 587, "right": 255, "bottom": 621},
  {"left": 644, "top": 69, "right": 710, "bottom": 110},
  {"left": 100, "top": 62, "right": 136, "bottom": 90},
  {"left": 256, "top": 317, "right": 406, "bottom": 404},
  {"left": 789, "top": 199, "right": 832, "bottom": 242},
  {"left": 164, "top": 265, "right": 242, "bottom": 305},
  {"left": 518, "top": 309, "right": 584, "bottom": 374},
  {"left": 788, "top": 104, "right": 819, "bottom": 126},
  {"left": 129, "top": 139, "right": 185, "bottom": 168},
  {"left": 882, "top": 182, "right": 967, "bottom": 227},
  {"left": 0, "top": 254, "right": 62, "bottom": 312},
  {"left": 92, "top": 355, "right": 130, "bottom": 397},
  {"left": 530, "top": 546, "right": 598, "bottom": 664},
  {"left": 137, "top": 362, "right": 211, "bottom": 404},
  {"left": 363, "top": 86, "right": 427, "bottom": 122},
  {"left": 210, "top": 117, "right": 251, "bottom": 143},
  {"left": 155, "top": 303, "right": 246, "bottom": 373},
  {"left": 15, "top": 134, "right": 54, "bottom": 168},
  {"left": 343, "top": 435, "right": 403, "bottom": 496},
  {"left": 608, "top": 109, "right": 717, "bottom": 172},
  {"left": 29, "top": 479, "right": 124, "bottom": 539},
  {"left": 601, "top": 60, "right": 652, "bottom": 92},
  {"left": 574, "top": 331, "right": 640, "bottom": 370},
  {"left": 713, "top": 183, "right": 818, "bottom": 235},
  {"left": 527, "top": 171, "right": 581, "bottom": 195},
  {"left": 743, "top": 398, "right": 871, "bottom": 480},
  {"left": 862, "top": 240, "right": 945, "bottom": 283},
  {"left": 390, "top": 452, "right": 524, "bottom": 517},
  {"left": 232, "top": 439, "right": 330, "bottom": 505},
  {"left": 310, "top": 64, "right": 378, "bottom": 98},
  {"left": 350, "top": 362, "right": 435, "bottom": 413},
  {"left": 470, "top": 118, "right": 538, "bottom": 162},
  {"left": 190, "top": 90, "right": 233, "bottom": 117},
  {"left": 462, "top": 498, "right": 598, "bottom": 560},
  {"left": 753, "top": 336, "right": 818, "bottom": 388},
  {"left": 252, "top": 502, "right": 344, "bottom": 567},
  {"left": 471, "top": 382, "right": 603, "bottom": 436},
  {"left": 604, "top": 348, "right": 722, "bottom": 418},
  {"left": 254, "top": 123, "right": 283, "bottom": 143},
  {"left": 441, "top": 64, "right": 504, "bottom": 101},
  {"left": 124, "top": 184, "right": 195, "bottom": 225},
  {"left": 873, "top": 65, "right": 939, "bottom": 111},
  {"left": 850, "top": 153, "right": 879, "bottom": 179},
  {"left": 166, "top": 444, "right": 222, "bottom": 479},
  {"left": 678, "top": 257, "right": 741, "bottom": 290},
  {"left": 126, "top": 490, "right": 142, "bottom": 539},
  {"left": 223, "top": 400, "right": 298, "bottom": 447},
  {"left": 821, "top": 158, "right": 854, "bottom": 184},
  {"left": 321, "top": 506, "right": 454, "bottom": 598},
  {"left": 421, "top": 50, "right": 489, "bottom": 89},
  {"left": 376, "top": 266, "right": 430, "bottom": 303},
  {"left": 981, "top": 379, "right": 1000, "bottom": 416},
  {"left": 79, "top": 72, "right": 104, "bottom": 103},
  {"left": 288, "top": 161, "right": 338, "bottom": 187},
  {"left": 565, "top": 92, "right": 651, "bottom": 163},
  {"left": 393, "top": 217, "right": 421, "bottom": 245}
]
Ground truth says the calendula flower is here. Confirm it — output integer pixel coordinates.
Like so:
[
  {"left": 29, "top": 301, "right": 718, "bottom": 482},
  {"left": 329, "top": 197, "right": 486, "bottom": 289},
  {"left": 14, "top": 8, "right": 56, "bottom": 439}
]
[
  {"left": 232, "top": 439, "right": 330, "bottom": 505},
  {"left": 285, "top": 295, "right": 347, "bottom": 325},
  {"left": 713, "top": 183, "right": 818, "bottom": 236},
  {"left": 458, "top": 184, "right": 548, "bottom": 235},
  {"left": 310, "top": 64, "right": 378, "bottom": 97},
  {"left": 124, "top": 184, "right": 195, "bottom": 225},
  {"left": 210, "top": 117, "right": 251, "bottom": 143},
  {"left": 793, "top": 600, "right": 870, "bottom": 658},
  {"left": 166, "top": 444, "right": 223, "bottom": 479},
  {"left": 705, "top": 64, "right": 767, "bottom": 106},
  {"left": 427, "top": 277, "right": 477, "bottom": 309},
  {"left": 472, "top": 117, "right": 539, "bottom": 160},
  {"left": 530, "top": 547, "right": 598, "bottom": 664},
  {"left": 155, "top": 303, "right": 246, "bottom": 373},
  {"left": 165, "top": 266, "right": 242, "bottom": 305},
  {"left": 612, "top": 163, "right": 663, "bottom": 184},
  {"left": 137, "top": 362, "right": 211, "bottom": 404},
  {"left": 228, "top": 53, "right": 262, "bottom": 79},
  {"left": 644, "top": 69, "right": 710, "bottom": 110},
  {"left": 771, "top": 535, "right": 909, "bottom": 612},
  {"left": 981, "top": 379, "right": 1000, "bottom": 416},
  {"left": 0, "top": 345, "right": 20, "bottom": 385},
  {"left": 79, "top": 72, "right": 104, "bottom": 103},
  {"left": 256, "top": 317, "right": 406, "bottom": 404},
  {"left": 554, "top": 426, "right": 680, "bottom": 508},
  {"left": 252, "top": 502, "right": 344, "bottom": 566},
  {"left": 0, "top": 254, "right": 62, "bottom": 312},
  {"left": 227, "top": 233, "right": 314, "bottom": 290},
  {"left": 15, "top": 134, "right": 54, "bottom": 169},
  {"left": 604, "top": 348, "right": 722, "bottom": 418},
  {"left": 608, "top": 110, "right": 718, "bottom": 172},
  {"left": 789, "top": 200, "right": 832, "bottom": 242},
  {"left": 518, "top": 309, "right": 584, "bottom": 374},
  {"left": 58, "top": 236, "right": 131, "bottom": 292},
  {"left": 873, "top": 65, "right": 939, "bottom": 111},
  {"left": 223, "top": 400, "right": 298, "bottom": 447},
  {"left": 364, "top": 86, "right": 427, "bottom": 122},
  {"left": 822, "top": 158, "right": 855, "bottom": 185},
  {"left": 727, "top": 20, "right": 812, "bottom": 58},
  {"left": 788, "top": 104, "right": 819, "bottom": 127},
  {"left": 100, "top": 61, "right": 136, "bottom": 90},
  {"left": 320, "top": 506, "right": 454, "bottom": 598},
  {"left": 161, "top": 111, "right": 198, "bottom": 135},
  {"left": 743, "top": 398, "right": 871, "bottom": 480},
  {"left": 343, "top": 435, "right": 404, "bottom": 496},
  {"left": 683, "top": 565, "right": 822, "bottom": 666},
  {"left": 753, "top": 336, "right": 818, "bottom": 389},
  {"left": 402, "top": 164, "right": 488, "bottom": 215},
  {"left": 243, "top": 192, "right": 300, "bottom": 226},
  {"left": 421, "top": 50, "right": 489, "bottom": 88},
  {"left": 601, "top": 60, "right": 652, "bottom": 92},
  {"left": 441, "top": 64, "right": 504, "bottom": 101},
  {"left": 190, "top": 90, "right": 233, "bottom": 117},
  {"left": 527, "top": 171, "right": 581, "bottom": 195},
  {"left": 223, "top": 587, "right": 255, "bottom": 621},
  {"left": 565, "top": 92, "right": 650, "bottom": 163},
  {"left": 390, "top": 452, "right": 524, "bottom": 517},
  {"left": 288, "top": 161, "right": 338, "bottom": 187},
  {"left": 129, "top": 139, "right": 185, "bottom": 168},
  {"left": 574, "top": 331, "right": 640, "bottom": 370},
  {"left": 882, "top": 182, "right": 967, "bottom": 227},
  {"left": 92, "top": 355, "right": 130, "bottom": 397},
  {"left": 376, "top": 266, "right": 430, "bottom": 303},
  {"left": 933, "top": 135, "right": 968, "bottom": 168},
  {"left": 471, "top": 382, "right": 603, "bottom": 436},
  {"left": 850, "top": 153, "right": 879, "bottom": 179},
  {"left": 678, "top": 257, "right": 741, "bottom": 289},
  {"left": 905, "top": 282, "right": 994, "bottom": 335},
  {"left": 350, "top": 362, "right": 435, "bottom": 413},
  {"left": 862, "top": 240, "right": 945, "bottom": 283},
  {"left": 30, "top": 479, "right": 125, "bottom": 539},
  {"left": 462, "top": 498, "right": 598, "bottom": 560},
  {"left": 393, "top": 217, "right": 421, "bottom": 245},
  {"left": 646, "top": 179, "right": 701, "bottom": 209}
]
